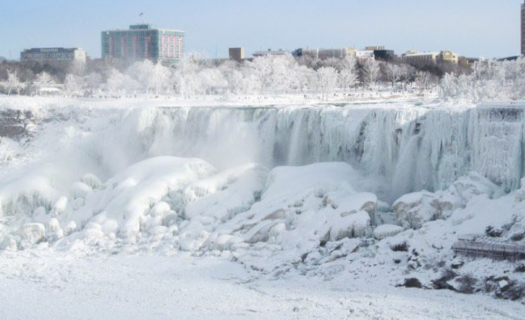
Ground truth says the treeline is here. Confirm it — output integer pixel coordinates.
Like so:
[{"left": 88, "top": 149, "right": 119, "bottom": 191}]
[
  {"left": 439, "top": 58, "right": 525, "bottom": 102},
  {"left": 0, "top": 54, "right": 475, "bottom": 99}
]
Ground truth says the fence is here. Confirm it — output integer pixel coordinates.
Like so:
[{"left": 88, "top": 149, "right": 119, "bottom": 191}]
[{"left": 453, "top": 235, "right": 525, "bottom": 262}]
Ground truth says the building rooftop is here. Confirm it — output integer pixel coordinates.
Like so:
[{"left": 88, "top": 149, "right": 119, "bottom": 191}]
[
  {"left": 403, "top": 51, "right": 440, "bottom": 57},
  {"left": 252, "top": 50, "right": 289, "bottom": 56},
  {"left": 130, "top": 24, "right": 152, "bottom": 30},
  {"left": 102, "top": 24, "right": 185, "bottom": 33},
  {"left": 22, "top": 48, "right": 84, "bottom": 53}
]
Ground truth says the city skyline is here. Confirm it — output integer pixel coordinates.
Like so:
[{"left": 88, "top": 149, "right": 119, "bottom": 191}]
[{"left": 0, "top": 0, "right": 523, "bottom": 60}]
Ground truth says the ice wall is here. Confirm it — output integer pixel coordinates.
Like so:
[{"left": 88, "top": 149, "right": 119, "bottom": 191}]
[{"left": 82, "top": 103, "right": 524, "bottom": 201}]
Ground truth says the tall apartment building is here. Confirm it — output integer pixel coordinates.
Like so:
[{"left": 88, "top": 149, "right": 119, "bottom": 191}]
[
  {"left": 20, "top": 48, "right": 87, "bottom": 65},
  {"left": 522, "top": 1, "right": 525, "bottom": 55},
  {"left": 101, "top": 24, "right": 185, "bottom": 65}
]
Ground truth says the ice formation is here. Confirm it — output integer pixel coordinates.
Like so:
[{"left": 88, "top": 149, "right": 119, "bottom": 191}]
[
  {"left": 76, "top": 103, "right": 524, "bottom": 201},
  {"left": 0, "top": 98, "right": 524, "bottom": 295}
]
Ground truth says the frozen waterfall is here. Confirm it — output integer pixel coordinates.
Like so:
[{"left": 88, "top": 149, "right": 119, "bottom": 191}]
[{"left": 84, "top": 104, "right": 524, "bottom": 201}]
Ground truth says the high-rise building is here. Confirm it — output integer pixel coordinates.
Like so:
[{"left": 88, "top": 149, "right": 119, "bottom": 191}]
[
  {"left": 522, "top": 1, "right": 525, "bottom": 55},
  {"left": 20, "top": 48, "right": 87, "bottom": 65},
  {"left": 101, "top": 24, "right": 185, "bottom": 65}
]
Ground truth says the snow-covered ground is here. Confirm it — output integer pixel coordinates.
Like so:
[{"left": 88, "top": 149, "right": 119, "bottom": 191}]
[
  {"left": 2, "top": 250, "right": 525, "bottom": 320},
  {"left": 1, "top": 96, "right": 525, "bottom": 318}
]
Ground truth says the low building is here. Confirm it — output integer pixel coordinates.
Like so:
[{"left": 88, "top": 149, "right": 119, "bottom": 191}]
[
  {"left": 228, "top": 47, "right": 245, "bottom": 62},
  {"left": 20, "top": 48, "right": 87, "bottom": 65},
  {"left": 365, "top": 46, "right": 385, "bottom": 51},
  {"left": 373, "top": 49, "right": 396, "bottom": 61},
  {"left": 459, "top": 56, "right": 480, "bottom": 67},
  {"left": 497, "top": 56, "right": 520, "bottom": 61},
  {"left": 292, "top": 48, "right": 318, "bottom": 59},
  {"left": 402, "top": 50, "right": 459, "bottom": 65},
  {"left": 439, "top": 50, "right": 460, "bottom": 64},
  {"left": 292, "top": 48, "right": 355, "bottom": 60},
  {"left": 252, "top": 49, "right": 289, "bottom": 57},
  {"left": 318, "top": 48, "right": 353, "bottom": 60},
  {"left": 355, "top": 50, "right": 375, "bottom": 62}
]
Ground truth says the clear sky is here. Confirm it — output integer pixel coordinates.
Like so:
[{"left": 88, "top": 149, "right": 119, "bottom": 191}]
[{"left": 0, "top": 0, "right": 522, "bottom": 60}]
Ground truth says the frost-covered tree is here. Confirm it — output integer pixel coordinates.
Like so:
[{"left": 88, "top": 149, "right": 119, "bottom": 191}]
[
  {"left": 363, "top": 59, "right": 381, "bottom": 88},
  {"left": 69, "top": 61, "right": 87, "bottom": 76},
  {"left": 84, "top": 73, "right": 103, "bottom": 95},
  {"left": 438, "top": 58, "right": 525, "bottom": 102},
  {"left": 316, "top": 67, "right": 338, "bottom": 100},
  {"left": 64, "top": 74, "right": 84, "bottom": 95},
  {"left": 173, "top": 56, "right": 203, "bottom": 98},
  {"left": 151, "top": 63, "right": 172, "bottom": 96},
  {"left": 439, "top": 73, "right": 458, "bottom": 99},
  {"left": 386, "top": 64, "right": 403, "bottom": 88},
  {"left": 5, "top": 70, "right": 22, "bottom": 95},
  {"left": 33, "top": 72, "right": 55, "bottom": 94},
  {"left": 198, "top": 68, "right": 228, "bottom": 95},
  {"left": 415, "top": 71, "right": 435, "bottom": 91},
  {"left": 338, "top": 56, "right": 358, "bottom": 91},
  {"left": 246, "top": 55, "right": 300, "bottom": 95},
  {"left": 106, "top": 69, "right": 126, "bottom": 95}
]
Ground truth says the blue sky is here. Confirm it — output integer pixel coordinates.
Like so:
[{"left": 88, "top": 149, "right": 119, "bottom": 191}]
[{"left": 0, "top": 0, "right": 522, "bottom": 60}]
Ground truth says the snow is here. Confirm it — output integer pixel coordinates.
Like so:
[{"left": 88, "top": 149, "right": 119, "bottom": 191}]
[
  {"left": 1, "top": 97, "right": 525, "bottom": 317},
  {"left": 373, "top": 224, "right": 404, "bottom": 240},
  {"left": 1, "top": 251, "right": 525, "bottom": 320}
]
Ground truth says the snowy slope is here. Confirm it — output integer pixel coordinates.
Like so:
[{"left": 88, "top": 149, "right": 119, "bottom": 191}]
[{"left": 1, "top": 251, "right": 524, "bottom": 320}]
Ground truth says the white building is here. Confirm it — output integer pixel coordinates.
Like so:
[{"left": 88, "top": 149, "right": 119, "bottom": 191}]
[{"left": 21, "top": 48, "right": 87, "bottom": 65}]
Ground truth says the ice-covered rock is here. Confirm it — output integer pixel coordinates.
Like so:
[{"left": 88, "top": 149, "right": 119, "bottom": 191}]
[
  {"left": 81, "top": 173, "right": 102, "bottom": 189},
  {"left": 393, "top": 191, "right": 438, "bottom": 229},
  {"left": 373, "top": 224, "right": 404, "bottom": 240},
  {"left": 17, "top": 223, "right": 46, "bottom": 249},
  {"left": 393, "top": 172, "right": 503, "bottom": 229},
  {"left": 75, "top": 156, "right": 216, "bottom": 239},
  {"left": 0, "top": 236, "right": 18, "bottom": 251},
  {"left": 184, "top": 164, "right": 268, "bottom": 222},
  {"left": 71, "top": 182, "right": 92, "bottom": 199},
  {"left": 329, "top": 211, "right": 371, "bottom": 240}
]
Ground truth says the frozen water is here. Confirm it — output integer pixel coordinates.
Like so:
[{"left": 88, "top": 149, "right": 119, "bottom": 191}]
[{"left": 0, "top": 97, "right": 525, "bottom": 308}]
